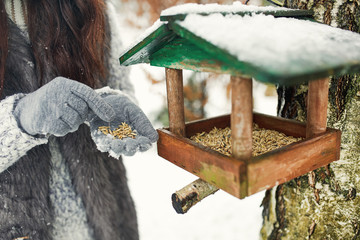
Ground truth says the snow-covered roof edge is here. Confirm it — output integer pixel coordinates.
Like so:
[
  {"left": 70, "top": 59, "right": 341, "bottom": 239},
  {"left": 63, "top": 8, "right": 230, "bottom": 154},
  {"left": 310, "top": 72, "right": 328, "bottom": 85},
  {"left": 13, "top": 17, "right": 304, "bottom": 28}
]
[
  {"left": 119, "top": 19, "right": 165, "bottom": 63},
  {"left": 161, "top": 2, "right": 298, "bottom": 16}
]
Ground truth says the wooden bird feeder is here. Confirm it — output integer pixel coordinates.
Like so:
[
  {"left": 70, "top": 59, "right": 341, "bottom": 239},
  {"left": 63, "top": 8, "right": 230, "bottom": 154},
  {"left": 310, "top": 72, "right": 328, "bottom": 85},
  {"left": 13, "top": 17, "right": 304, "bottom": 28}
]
[{"left": 119, "top": 4, "right": 360, "bottom": 203}]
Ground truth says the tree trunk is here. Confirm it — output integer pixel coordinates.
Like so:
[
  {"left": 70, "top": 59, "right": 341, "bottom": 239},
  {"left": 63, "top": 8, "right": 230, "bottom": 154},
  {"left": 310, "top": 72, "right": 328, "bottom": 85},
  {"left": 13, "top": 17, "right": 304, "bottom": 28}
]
[{"left": 261, "top": 0, "right": 360, "bottom": 239}]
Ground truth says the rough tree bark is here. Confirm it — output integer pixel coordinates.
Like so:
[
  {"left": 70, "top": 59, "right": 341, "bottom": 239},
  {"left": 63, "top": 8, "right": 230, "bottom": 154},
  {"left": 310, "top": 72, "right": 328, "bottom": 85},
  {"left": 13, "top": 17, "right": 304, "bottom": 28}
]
[{"left": 261, "top": 0, "right": 360, "bottom": 239}]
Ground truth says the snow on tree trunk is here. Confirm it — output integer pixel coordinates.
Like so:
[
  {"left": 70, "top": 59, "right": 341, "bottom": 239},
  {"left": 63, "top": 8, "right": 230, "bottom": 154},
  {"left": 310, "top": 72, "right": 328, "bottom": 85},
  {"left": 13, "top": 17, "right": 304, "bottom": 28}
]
[{"left": 261, "top": 0, "right": 360, "bottom": 239}]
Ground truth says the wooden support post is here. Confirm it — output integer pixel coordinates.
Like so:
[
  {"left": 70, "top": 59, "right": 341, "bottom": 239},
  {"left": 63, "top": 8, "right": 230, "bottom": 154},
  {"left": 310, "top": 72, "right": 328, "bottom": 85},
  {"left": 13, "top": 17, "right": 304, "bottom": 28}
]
[
  {"left": 231, "top": 76, "right": 253, "bottom": 160},
  {"left": 165, "top": 68, "right": 186, "bottom": 136},
  {"left": 231, "top": 76, "right": 252, "bottom": 198},
  {"left": 306, "top": 78, "right": 329, "bottom": 138}
]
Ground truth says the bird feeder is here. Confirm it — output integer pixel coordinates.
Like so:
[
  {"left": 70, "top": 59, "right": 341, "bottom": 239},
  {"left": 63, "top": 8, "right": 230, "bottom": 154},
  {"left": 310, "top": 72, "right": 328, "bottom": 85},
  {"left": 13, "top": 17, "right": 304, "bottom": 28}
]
[{"left": 119, "top": 3, "right": 360, "bottom": 203}]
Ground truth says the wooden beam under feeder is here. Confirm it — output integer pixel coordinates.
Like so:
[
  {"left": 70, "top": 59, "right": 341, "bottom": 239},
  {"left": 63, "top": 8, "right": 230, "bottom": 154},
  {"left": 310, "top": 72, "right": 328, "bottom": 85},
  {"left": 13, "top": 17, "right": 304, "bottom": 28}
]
[{"left": 116, "top": 4, "right": 360, "bottom": 213}]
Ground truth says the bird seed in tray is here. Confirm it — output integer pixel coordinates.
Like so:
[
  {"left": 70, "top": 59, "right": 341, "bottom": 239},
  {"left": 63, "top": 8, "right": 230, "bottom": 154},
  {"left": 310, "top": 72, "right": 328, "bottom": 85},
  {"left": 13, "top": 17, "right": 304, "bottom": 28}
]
[{"left": 190, "top": 124, "right": 303, "bottom": 157}]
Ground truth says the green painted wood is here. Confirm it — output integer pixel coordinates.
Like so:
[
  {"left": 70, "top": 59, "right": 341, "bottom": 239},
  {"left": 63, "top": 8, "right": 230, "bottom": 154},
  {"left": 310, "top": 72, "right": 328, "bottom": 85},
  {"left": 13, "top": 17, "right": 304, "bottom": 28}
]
[
  {"left": 150, "top": 34, "right": 275, "bottom": 82},
  {"left": 120, "top": 7, "right": 313, "bottom": 69},
  {"left": 166, "top": 21, "right": 360, "bottom": 85},
  {"left": 166, "top": 22, "right": 292, "bottom": 85},
  {"left": 119, "top": 24, "right": 176, "bottom": 66},
  {"left": 150, "top": 37, "right": 244, "bottom": 76},
  {"left": 119, "top": 12, "right": 360, "bottom": 85},
  {"left": 160, "top": 9, "right": 314, "bottom": 22}
]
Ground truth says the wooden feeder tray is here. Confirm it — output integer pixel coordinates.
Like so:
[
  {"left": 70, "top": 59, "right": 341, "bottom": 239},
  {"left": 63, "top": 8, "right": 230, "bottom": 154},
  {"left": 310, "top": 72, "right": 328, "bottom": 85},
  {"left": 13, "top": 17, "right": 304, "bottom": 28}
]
[
  {"left": 118, "top": 3, "right": 360, "bottom": 201},
  {"left": 157, "top": 113, "right": 340, "bottom": 198}
]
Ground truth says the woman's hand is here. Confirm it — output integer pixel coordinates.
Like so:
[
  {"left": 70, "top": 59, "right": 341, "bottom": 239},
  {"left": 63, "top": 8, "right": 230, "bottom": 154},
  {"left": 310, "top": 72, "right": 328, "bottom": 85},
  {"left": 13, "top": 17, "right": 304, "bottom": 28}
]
[
  {"left": 88, "top": 94, "right": 158, "bottom": 158},
  {"left": 14, "top": 77, "right": 115, "bottom": 136}
]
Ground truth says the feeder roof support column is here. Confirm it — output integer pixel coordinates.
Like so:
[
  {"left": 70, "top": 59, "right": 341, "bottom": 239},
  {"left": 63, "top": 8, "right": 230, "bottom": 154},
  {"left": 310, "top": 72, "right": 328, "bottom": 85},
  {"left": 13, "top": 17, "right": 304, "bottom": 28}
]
[
  {"left": 231, "top": 76, "right": 253, "bottom": 160},
  {"left": 306, "top": 78, "right": 329, "bottom": 138},
  {"left": 165, "top": 68, "right": 186, "bottom": 137},
  {"left": 231, "top": 76, "right": 253, "bottom": 198}
]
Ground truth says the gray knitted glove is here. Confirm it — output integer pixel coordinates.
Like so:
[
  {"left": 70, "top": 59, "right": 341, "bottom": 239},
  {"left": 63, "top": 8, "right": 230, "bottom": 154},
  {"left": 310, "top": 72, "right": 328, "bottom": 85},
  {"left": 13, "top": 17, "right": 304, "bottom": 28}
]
[
  {"left": 88, "top": 93, "right": 158, "bottom": 158},
  {"left": 14, "top": 77, "right": 115, "bottom": 136}
]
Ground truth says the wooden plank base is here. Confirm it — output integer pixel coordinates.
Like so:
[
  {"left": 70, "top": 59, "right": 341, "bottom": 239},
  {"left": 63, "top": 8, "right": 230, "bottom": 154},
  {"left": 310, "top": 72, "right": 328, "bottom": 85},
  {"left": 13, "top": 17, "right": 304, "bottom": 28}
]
[{"left": 157, "top": 113, "right": 341, "bottom": 199}]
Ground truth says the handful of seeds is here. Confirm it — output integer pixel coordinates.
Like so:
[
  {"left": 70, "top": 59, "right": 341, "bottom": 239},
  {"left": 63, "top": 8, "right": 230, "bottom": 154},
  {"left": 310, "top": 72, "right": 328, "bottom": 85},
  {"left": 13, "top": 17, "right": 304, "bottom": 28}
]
[
  {"left": 190, "top": 124, "right": 303, "bottom": 157},
  {"left": 98, "top": 122, "right": 137, "bottom": 140}
]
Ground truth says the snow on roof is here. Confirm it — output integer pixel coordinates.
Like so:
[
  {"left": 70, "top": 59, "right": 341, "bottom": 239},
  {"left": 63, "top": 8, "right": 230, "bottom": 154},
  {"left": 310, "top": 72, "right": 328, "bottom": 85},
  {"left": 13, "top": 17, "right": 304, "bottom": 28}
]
[
  {"left": 119, "top": 19, "right": 165, "bottom": 59},
  {"left": 178, "top": 13, "right": 360, "bottom": 76},
  {"left": 161, "top": 2, "right": 295, "bottom": 16}
]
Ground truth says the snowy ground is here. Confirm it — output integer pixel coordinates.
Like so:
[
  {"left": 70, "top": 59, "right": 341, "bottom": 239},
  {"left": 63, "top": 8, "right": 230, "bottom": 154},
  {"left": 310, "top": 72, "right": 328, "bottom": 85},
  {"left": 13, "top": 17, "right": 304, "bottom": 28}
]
[{"left": 116, "top": 2, "right": 278, "bottom": 239}]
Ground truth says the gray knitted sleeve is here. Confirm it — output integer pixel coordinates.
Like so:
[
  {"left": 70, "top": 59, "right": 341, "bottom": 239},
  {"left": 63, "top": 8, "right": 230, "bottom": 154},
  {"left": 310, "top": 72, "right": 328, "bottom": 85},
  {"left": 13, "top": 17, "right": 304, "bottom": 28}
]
[{"left": 0, "top": 94, "right": 48, "bottom": 172}]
